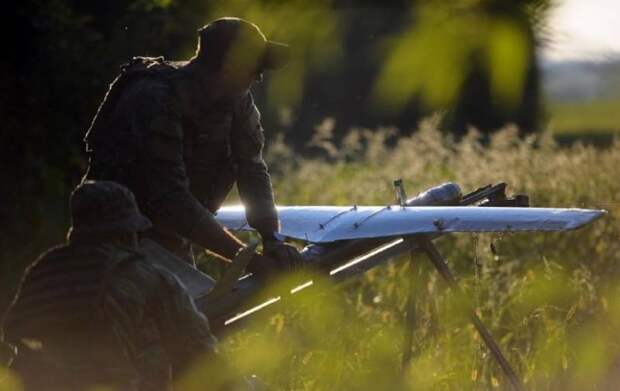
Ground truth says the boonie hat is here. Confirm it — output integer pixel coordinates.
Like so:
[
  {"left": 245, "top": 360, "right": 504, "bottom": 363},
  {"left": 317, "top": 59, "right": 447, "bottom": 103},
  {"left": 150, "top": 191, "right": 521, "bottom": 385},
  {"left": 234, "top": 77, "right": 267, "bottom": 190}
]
[{"left": 69, "top": 180, "right": 152, "bottom": 236}]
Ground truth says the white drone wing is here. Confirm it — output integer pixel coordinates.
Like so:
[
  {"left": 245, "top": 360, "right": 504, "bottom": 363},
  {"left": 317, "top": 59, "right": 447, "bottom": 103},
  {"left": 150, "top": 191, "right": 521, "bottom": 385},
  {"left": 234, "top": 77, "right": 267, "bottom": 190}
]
[{"left": 215, "top": 205, "right": 605, "bottom": 243}]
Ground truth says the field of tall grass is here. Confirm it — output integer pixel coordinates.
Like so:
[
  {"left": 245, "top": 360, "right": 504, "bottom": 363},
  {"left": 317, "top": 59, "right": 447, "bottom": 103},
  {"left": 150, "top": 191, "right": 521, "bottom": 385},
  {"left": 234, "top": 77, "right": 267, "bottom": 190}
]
[
  {"left": 2, "top": 120, "right": 620, "bottom": 390},
  {"left": 218, "top": 120, "right": 619, "bottom": 391}
]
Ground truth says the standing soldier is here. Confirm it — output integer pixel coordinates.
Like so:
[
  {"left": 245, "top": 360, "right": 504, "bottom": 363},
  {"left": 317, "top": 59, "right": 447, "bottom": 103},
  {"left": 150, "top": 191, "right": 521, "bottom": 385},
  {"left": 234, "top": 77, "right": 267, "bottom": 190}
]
[
  {"left": 83, "top": 17, "right": 302, "bottom": 269},
  {"left": 1, "top": 181, "right": 234, "bottom": 390}
]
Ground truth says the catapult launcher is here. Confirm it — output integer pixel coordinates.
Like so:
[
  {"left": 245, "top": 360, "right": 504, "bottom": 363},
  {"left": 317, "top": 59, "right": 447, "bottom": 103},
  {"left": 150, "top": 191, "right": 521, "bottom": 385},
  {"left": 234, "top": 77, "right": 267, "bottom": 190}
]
[{"left": 142, "top": 182, "right": 605, "bottom": 391}]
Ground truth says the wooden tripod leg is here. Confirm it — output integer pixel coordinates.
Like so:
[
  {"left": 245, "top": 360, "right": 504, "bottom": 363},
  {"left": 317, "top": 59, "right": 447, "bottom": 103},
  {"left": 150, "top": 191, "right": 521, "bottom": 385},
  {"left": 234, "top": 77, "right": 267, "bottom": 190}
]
[{"left": 417, "top": 238, "right": 525, "bottom": 391}]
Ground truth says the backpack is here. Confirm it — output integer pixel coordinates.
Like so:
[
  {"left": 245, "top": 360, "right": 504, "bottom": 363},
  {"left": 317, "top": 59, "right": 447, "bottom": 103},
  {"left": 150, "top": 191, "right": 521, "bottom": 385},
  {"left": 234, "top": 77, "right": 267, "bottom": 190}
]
[{"left": 84, "top": 56, "right": 178, "bottom": 154}]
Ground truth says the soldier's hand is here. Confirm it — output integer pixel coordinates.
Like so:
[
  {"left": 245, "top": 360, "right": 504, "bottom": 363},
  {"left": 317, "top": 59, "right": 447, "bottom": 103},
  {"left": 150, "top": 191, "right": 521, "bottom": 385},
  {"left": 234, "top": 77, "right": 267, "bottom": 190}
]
[{"left": 262, "top": 240, "right": 305, "bottom": 271}]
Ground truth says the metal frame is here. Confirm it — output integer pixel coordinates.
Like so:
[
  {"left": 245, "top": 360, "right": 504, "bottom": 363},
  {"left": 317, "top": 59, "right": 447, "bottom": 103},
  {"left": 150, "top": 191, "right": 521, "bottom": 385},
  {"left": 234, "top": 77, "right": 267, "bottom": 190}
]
[
  {"left": 196, "top": 234, "right": 525, "bottom": 390},
  {"left": 409, "top": 237, "right": 525, "bottom": 391}
]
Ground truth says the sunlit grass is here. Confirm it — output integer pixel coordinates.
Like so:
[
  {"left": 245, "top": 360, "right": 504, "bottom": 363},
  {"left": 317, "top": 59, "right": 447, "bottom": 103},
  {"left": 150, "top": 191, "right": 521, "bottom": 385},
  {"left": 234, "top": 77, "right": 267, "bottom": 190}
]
[
  {"left": 3, "top": 122, "right": 619, "bottom": 390},
  {"left": 213, "top": 122, "right": 619, "bottom": 390}
]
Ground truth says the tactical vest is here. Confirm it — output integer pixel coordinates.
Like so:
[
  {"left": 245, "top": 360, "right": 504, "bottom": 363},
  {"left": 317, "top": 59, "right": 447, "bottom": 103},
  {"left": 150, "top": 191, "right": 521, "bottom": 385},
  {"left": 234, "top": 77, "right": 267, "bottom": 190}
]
[
  {"left": 4, "top": 244, "right": 139, "bottom": 390},
  {"left": 84, "top": 57, "right": 237, "bottom": 214}
]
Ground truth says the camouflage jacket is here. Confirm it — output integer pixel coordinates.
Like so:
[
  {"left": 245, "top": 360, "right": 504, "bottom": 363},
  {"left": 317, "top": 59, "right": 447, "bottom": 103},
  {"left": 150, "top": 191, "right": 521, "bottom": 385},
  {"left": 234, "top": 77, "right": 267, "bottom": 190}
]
[
  {"left": 2, "top": 241, "right": 218, "bottom": 391},
  {"left": 84, "top": 57, "right": 278, "bottom": 256}
]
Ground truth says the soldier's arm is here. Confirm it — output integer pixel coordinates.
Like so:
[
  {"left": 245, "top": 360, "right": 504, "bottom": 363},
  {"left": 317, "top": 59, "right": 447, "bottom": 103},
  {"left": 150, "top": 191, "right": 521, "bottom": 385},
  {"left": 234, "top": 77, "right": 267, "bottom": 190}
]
[
  {"left": 134, "top": 80, "right": 243, "bottom": 260},
  {"left": 102, "top": 259, "right": 226, "bottom": 389},
  {"left": 230, "top": 92, "right": 279, "bottom": 239},
  {"left": 102, "top": 260, "right": 171, "bottom": 389},
  {"left": 148, "top": 265, "right": 223, "bottom": 379}
]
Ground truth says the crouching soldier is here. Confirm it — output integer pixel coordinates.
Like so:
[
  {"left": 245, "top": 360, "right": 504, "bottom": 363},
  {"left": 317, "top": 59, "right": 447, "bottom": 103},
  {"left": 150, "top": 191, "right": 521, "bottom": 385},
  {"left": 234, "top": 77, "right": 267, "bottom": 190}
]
[{"left": 1, "top": 181, "right": 238, "bottom": 390}]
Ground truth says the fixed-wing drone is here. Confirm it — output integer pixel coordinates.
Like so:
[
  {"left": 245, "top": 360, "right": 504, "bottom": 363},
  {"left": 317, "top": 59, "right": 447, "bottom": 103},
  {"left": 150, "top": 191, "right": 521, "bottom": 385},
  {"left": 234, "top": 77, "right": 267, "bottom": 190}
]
[{"left": 142, "top": 181, "right": 605, "bottom": 391}]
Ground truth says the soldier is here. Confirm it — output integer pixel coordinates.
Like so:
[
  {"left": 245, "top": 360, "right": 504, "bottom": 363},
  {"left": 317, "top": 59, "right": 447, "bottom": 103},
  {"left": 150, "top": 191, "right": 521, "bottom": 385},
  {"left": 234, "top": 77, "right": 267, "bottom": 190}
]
[
  {"left": 1, "top": 181, "right": 232, "bottom": 390},
  {"left": 83, "top": 17, "right": 303, "bottom": 269}
]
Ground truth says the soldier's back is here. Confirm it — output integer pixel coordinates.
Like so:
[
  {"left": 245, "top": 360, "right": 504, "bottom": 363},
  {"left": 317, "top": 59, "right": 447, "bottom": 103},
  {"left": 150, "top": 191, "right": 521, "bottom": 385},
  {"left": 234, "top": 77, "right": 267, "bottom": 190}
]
[
  {"left": 4, "top": 243, "right": 140, "bottom": 390},
  {"left": 83, "top": 57, "right": 180, "bottom": 188}
]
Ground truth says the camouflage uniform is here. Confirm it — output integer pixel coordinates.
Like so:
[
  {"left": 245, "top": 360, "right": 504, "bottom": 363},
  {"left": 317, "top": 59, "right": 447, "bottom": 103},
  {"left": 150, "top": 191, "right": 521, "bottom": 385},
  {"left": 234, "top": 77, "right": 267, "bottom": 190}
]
[
  {"left": 84, "top": 56, "right": 277, "bottom": 262},
  {"left": 82, "top": 18, "right": 295, "bottom": 266},
  {"left": 1, "top": 181, "right": 219, "bottom": 391}
]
